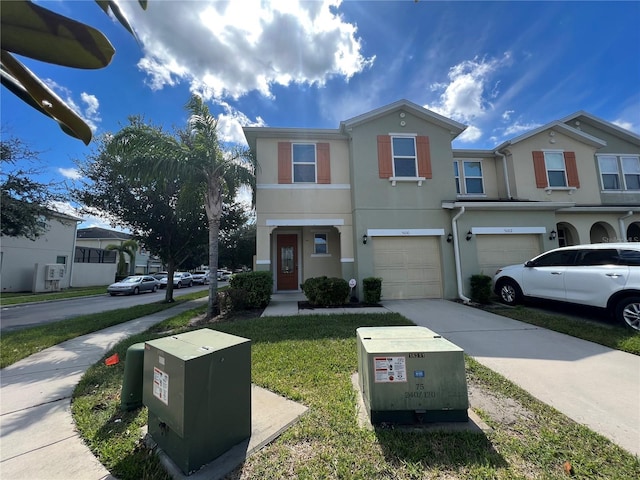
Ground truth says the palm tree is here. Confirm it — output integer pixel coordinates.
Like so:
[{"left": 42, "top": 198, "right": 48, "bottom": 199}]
[
  {"left": 106, "top": 239, "right": 138, "bottom": 278},
  {"left": 107, "top": 95, "right": 256, "bottom": 318}
]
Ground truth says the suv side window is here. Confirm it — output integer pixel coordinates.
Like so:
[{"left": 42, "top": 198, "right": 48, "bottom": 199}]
[
  {"left": 618, "top": 249, "right": 640, "bottom": 266},
  {"left": 575, "top": 249, "right": 619, "bottom": 266},
  {"left": 532, "top": 250, "right": 577, "bottom": 267}
]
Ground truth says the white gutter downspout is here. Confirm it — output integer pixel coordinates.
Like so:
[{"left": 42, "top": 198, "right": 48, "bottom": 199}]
[
  {"left": 495, "top": 150, "right": 511, "bottom": 199},
  {"left": 452, "top": 206, "right": 471, "bottom": 304},
  {"left": 618, "top": 211, "right": 634, "bottom": 242}
]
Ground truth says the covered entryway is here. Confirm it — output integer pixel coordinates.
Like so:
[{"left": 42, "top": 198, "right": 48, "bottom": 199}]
[
  {"left": 476, "top": 234, "right": 541, "bottom": 277},
  {"left": 373, "top": 237, "right": 442, "bottom": 299},
  {"left": 276, "top": 234, "right": 298, "bottom": 291}
]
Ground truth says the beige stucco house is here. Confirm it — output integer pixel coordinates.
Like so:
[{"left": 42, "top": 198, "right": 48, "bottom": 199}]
[
  {"left": 1, "top": 210, "right": 81, "bottom": 293},
  {"left": 244, "top": 100, "right": 640, "bottom": 301}
]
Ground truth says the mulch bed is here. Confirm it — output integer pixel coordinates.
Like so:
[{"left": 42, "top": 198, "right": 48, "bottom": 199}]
[{"left": 298, "top": 301, "right": 383, "bottom": 310}]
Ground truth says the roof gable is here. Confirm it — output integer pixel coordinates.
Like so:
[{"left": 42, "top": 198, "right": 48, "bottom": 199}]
[
  {"left": 560, "top": 111, "right": 640, "bottom": 147},
  {"left": 339, "top": 99, "right": 466, "bottom": 137},
  {"left": 496, "top": 121, "right": 606, "bottom": 151}
]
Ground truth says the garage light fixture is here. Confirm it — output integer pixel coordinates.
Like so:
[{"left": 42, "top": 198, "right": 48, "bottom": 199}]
[
  {"left": 446, "top": 233, "right": 453, "bottom": 243},
  {"left": 362, "top": 234, "right": 368, "bottom": 245},
  {"left": 549, "top": 230, "right": 557, "bottom": 240},
  {"left": 466, "top": 230, "right": 473, "bottom": 241}
]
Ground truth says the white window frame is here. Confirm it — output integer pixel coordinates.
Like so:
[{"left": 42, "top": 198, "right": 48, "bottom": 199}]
[
  {"left": 292, "top": 143, "right": 317, "bottom": 183},
  {"left": 543, "top": 151, "right": 567, "bottom": 188},
  {"left": 597, "top": 154, "right": 640, "bottom": 191},
  {"left": 391, "top": 136, "right": 418, "bottom": 178},
  {"left": 312, "top": 232, "right": 329, "bottom": 256},
  {"left": 454, "top": 159, "right": 485, "bottom": 196}
]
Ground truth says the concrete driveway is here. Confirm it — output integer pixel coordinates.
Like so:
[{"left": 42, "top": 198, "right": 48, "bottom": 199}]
[{"left": 383, "top": 299, "right": 640, "bottom": 457}]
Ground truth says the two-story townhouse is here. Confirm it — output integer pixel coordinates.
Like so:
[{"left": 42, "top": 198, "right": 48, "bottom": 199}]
[{"left": 245, "top": 100, "right": 640, "bottom": 301}]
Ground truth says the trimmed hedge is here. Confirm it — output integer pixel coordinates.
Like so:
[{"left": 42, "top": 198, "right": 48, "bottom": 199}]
[
  {"left": 301, "top": 276, "right": 350, "bottom": 306},
  {"left": 362, "top": 277, "right": 382, "bottom": 304},
  {"left": 470, "top": 274, "right": 492, "bottom": 304},
  {"left": 227, "top": 271, "right": 273, "bottom": 308}
]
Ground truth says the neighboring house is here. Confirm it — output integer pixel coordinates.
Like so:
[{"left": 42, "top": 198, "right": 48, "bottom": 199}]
[
  {"left": 76, "top": 227, "right": 163, "bottom": 276},
  {"left": 244, "top": 99, "right": 640, "bottom": 301},
  {"left": 0, "top": 210, "right": 81, "bottom": 293}
]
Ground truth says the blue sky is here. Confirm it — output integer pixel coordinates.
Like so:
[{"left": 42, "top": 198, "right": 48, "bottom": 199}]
[{"left": 2, "top": 0, "right": 639, "bottom": 228}]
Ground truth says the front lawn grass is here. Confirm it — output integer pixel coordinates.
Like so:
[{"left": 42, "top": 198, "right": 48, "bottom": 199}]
[
  {"left": 0, "top": 290, "right": 209, "bottom": 369},
  {"left": 72, "top": 311, "right": 640, "bottom": 480}
]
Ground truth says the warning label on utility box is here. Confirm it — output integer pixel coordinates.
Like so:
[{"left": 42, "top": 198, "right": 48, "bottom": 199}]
[
  {"left": 153, "top": 367, "right": 169, "bottom": 405},
  {"left": 373, "top": 356, "right": 407, "bottom": 383}
]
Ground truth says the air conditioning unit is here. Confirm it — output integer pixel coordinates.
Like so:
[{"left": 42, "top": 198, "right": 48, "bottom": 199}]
[{"left": 357, "top": 326, "right": 468, "bottom": 424}]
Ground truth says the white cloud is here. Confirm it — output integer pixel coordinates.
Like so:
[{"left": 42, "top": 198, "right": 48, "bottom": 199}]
[
  {"left": 424, "top": 53, "right": 511, "bottom": 124},
  {"left": 216, "top": 102, "right": 266, "bottom": 145},
  {"left": 502, "top": 110, "right": 515, "bottom": 121},
  {"left": 456, "top": 125, "right": 482, "bottom": 143},
  {"left": 120, "top": 0, "right": 374, "bottom": 101},
  {"left": 58, "top": 167, "right": 82, "bottom": 180},
  {"left": 503, "top": 121, "right": 542, "bottom": 137}
]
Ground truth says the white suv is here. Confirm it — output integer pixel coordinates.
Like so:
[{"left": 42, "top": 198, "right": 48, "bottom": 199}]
[{"left": 493, "top": 243, "right": 640, "bottom": 331}]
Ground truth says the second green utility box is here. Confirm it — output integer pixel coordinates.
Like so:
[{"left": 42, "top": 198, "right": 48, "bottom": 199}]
[
  {"left": 143, "top": 329, "right": 251, "bottom": 475},
  {"left": 357, "top": 326, "right": 468, "bottom": 424}
]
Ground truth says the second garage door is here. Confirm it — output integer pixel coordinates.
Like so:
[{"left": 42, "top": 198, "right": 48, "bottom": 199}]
[
  {"left": 373, "top": 237, "right": 442, "bottom": 300},
  {"left": 476, "top": 234, "right": 541, "bottom": 278}
]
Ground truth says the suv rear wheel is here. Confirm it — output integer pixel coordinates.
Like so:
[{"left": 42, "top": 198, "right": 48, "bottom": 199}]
[
  {"left": 497, "top": 279, "right": 522, "bottom": 306},
  {"left": 616, "top": 296, "right": 640, "bottom": 331}
]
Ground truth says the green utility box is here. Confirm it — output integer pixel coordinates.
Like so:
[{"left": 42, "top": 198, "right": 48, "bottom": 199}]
[
  {"left": 121, "top": 342, "right": 146, "bottom": 411},
  {"left": 356, "top": 326, "right": 468, "bottom": 424},
  {"left": 143, "top": 329, "right": 251, "bottom": 475}
]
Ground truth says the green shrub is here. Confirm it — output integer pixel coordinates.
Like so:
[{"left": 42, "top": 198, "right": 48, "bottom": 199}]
[
  {"left": 362, "top": 277, "right": 382, "bottom": 304},
  {"left": 228, "top": 271, "right": 272, "bottom": 308},
  {"left": 218, "top": 288, "right": 249, "bottom": 313},
  {"left": 470, "top": 274, "right": 492, "bottom": 304},
  {"left": 301, "top": 276, "right": 350, "bottom": 306}
]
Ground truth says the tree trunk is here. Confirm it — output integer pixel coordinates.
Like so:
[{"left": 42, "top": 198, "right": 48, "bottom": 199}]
[
  {"left": 165, "top": 260, "right": 175, "bottom": 303},
  {"left": 205, "top": 177, "right": 222, "bottom": 319}
]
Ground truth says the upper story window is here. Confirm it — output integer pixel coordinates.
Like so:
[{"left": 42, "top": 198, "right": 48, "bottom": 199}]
[
  {"left": 377, "top": 135, "right": 432, "bottom": 185},
  {"left": 533, "top": 150, "right": 580, "bottom": 190},
  {"left": 544, "top": 151, "right": 567, "bottom": 187},
  {"left": 292, "top": 143, "right": 316, "bottom": 183},
  {"left": 278, "top": 142, "right": 331, "bottom": 184},
  {"left": 391, "top": 137, "right": 417, "bottom": 177},
  {"left": 454, "top": 160, "right": 484, "bottom": 195},
  {"left": 598, "top": 154, "right": 640, "bottom": 191}
]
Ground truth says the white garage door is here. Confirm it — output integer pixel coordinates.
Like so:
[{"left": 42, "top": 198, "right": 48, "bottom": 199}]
[
  {"left": 373, "top": 237, "right": 442, "bottom": 300},
  {"left": 476, "top": 234, "right": 541, "bottom": 277}
]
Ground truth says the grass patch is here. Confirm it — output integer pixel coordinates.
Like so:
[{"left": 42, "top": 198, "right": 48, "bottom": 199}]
[
  {"left": 73, "top": 311, "right": 640, "bottom": 480},
  {"left": 485, "top": 304, "right": 640, "bottom": 355},
  {"left": 0, "top": 290, "right": 209, "bottom": 369},
  {"left": 0, "top": 286, "right": 110, "bottom": 306}
]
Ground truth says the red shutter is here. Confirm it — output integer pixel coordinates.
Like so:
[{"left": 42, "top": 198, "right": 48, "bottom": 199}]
[
  {"left": 278, "top": 142, "right": 292, "bottom": 184},
  {"left": 377, "top": 135, "right": 392, "bottom": 178},
  {"left": 532, "top": 151, "right": 547, "bottom": 188},
  {"left": 316, "top": 143, "right": 331, "bottom": 184},
  {"left": 416, "top": 136, "right": 432, "bottom": 179},
  {"left": 564, "top": 152, "right": 580, "bottom": 188}
]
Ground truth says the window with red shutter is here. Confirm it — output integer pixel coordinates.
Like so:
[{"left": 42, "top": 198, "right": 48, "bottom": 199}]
[{"left": 278, "top": 142, "right": 292, "bottom": 184}]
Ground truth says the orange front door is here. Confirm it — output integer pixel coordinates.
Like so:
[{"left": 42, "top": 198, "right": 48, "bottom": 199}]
[{"left": 276, "top": 234, "right": 298, "bottom": 290}]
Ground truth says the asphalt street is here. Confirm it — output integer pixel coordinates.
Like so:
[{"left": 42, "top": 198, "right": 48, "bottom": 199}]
[{"left": 0, "top": 284, "right": 216, "bottom": 332}]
